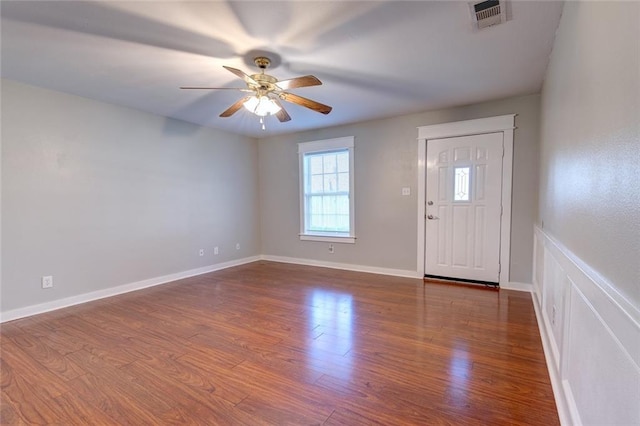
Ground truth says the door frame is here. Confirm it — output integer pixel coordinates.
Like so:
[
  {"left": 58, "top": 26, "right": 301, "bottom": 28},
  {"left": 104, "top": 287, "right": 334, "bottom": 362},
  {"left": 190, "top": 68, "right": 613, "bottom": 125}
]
[{"left": 417, "top": 115, "right": 515, "bottom": 286}]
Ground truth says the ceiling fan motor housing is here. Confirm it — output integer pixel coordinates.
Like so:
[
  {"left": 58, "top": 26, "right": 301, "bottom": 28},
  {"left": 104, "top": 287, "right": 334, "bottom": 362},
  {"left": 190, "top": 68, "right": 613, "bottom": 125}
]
[{"left": 250, "top": 73, "right": 277, "bottom": 93}]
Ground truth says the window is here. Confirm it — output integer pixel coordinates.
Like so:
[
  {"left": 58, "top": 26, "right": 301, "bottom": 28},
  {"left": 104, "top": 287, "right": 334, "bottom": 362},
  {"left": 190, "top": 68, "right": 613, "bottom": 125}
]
[
  {"left": 454, "top": 166, "right": 471, "bottom": 201},
  {"left": 299, "top": 137, "right": 355, "bottom": 243}
]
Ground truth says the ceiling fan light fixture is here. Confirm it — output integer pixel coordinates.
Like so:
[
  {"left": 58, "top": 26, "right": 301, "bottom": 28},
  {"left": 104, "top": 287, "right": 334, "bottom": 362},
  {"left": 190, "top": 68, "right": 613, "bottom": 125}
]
[
  {"left": 181, "top": 56, "right": 328, "bottom": 122},
  {"left": 243, "top": 95, "right": 281, "bottom": 117}
]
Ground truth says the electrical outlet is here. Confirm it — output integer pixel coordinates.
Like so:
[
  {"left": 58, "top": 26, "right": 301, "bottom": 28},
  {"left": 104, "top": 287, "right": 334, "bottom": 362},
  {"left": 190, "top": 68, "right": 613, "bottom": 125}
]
[
  {"left": 402, "top": 187, "right": 411, "bottom": 196},
  {"left": 236, "top": 243, "right": 240, "bottom": 250},
  {"left": 42, "top": 275, "right": 54, "bottom": 289},
  {"left": 199, "top": 249, "right": 204, "bottom": 256},
  {"left": 328, "top": 244, "right": 334, "bottom": 254},
  {"left": 214, "top": 246, "right": 219, "bottom": 255}
]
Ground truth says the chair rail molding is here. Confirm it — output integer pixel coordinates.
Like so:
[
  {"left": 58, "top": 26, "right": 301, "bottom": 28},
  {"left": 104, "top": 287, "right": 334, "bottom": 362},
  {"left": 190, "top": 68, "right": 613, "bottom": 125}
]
[{"left": 532, "top": 225, "right": 639, "bottom": 426}]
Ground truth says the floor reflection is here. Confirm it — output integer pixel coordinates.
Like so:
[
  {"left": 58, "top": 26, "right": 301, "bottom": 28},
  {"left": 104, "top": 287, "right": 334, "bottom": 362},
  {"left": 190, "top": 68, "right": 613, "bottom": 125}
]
[
  {"left": 307, "top": 289, "right": 354, "bottom": 381},
  {"left": 449, "top": 340, "right": 472, "bottom": 405}
]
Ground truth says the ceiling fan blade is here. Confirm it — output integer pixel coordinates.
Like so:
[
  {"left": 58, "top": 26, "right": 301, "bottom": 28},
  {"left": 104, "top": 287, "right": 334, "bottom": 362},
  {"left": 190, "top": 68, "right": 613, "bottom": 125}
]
[
  {"left": 180, "top": 86, "right": 253, "bottom": 92},
  {"left": 219, "top": 96, "right": 249, "bottom": 118},
  {"left": 223, "top": 66, "right": 258, "bottom": 85},
  {"left": 275, "top": 75, "right": 322, "bottom": 91},
  {"left": 281, "top": 93, "right": 332, "bottom": 115},
  {"left": 272, "top": 99, "right": 291, "bottom": 122}
]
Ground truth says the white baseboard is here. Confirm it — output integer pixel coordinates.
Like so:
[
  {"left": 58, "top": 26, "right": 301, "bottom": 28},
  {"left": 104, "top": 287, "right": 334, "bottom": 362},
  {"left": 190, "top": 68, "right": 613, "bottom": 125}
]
[
  {"left": 260, "top": 255, "right": 419, "bottom": 279},
  {"left": 0, "top": 256, "right": 260, "bottom": 323},
  {"left": 533, "top": 226, "right": 639, "bottom": 426},
  {"left": 531, "top": 285, "right": 574, "bottom": 426},
  {"left": 260, "top": 255, "right": 534, "bottom": 289},
  {"left": 501, "top": 281, "right": 533, "bottom": 292}
]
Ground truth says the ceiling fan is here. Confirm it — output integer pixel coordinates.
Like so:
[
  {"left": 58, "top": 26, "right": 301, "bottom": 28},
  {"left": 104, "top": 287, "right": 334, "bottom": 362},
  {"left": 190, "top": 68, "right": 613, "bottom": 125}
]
[{"left": 180, "top": 57, "right": 332, "bottom": 125}]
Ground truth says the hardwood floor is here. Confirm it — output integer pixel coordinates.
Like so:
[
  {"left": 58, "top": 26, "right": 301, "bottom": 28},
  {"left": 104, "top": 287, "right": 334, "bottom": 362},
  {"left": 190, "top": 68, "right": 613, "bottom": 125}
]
[{"left": 1, "top": 261, "right": 559, "bottom": 425}]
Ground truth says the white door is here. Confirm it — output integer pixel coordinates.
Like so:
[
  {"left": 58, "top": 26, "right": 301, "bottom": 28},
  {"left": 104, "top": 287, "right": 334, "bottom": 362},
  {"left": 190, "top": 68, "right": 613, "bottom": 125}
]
[{"left": 425, "top": 132, "right": 503, "bottom": 283}]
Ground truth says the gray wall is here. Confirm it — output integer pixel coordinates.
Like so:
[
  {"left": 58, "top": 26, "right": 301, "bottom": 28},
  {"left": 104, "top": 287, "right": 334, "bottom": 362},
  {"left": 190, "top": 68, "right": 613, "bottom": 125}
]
[
  {"left": 1, "top": 82, "right": 542, "bottom": 316},
  {"left": 259, "top": 93, "right": 540, "bottom": 282},
  {"left": 1, "top": 80, "right": 260, "bottom": 313},
  {"left": 539, "top": 1, "right": 639, "bottom": 306}
]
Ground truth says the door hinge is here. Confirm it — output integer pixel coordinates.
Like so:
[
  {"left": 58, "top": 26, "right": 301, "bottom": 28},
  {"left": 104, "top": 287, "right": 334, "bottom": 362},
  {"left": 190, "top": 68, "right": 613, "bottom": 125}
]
[{"left": 498, "top": 263, "right": 501, "bottom": 273}]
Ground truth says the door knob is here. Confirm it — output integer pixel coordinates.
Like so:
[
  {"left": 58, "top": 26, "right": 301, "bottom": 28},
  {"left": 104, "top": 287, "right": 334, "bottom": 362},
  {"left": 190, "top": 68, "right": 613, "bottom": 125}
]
[
  {"left": 427, "top": 201, "right": 434, "bottom": 205},
  {"left": 427, "top": 214, "right": 439, "bottom": 220}
]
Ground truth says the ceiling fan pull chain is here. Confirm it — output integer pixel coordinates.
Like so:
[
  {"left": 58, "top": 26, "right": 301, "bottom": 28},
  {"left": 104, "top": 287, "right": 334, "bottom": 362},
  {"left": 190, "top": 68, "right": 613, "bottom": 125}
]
[{"left": 260, "top": 116, "right": 265, "bottom": 131}]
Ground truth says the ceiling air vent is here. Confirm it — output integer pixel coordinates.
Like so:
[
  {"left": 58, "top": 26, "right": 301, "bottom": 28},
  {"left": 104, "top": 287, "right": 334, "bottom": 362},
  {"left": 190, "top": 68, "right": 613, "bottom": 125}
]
[{"left": 469, "top": 0, "right": 507, "bottom": 30}]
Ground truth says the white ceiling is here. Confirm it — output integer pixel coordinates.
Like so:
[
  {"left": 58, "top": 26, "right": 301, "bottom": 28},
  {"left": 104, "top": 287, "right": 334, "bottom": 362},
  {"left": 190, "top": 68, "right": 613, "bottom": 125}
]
[{"left": 1, "top": 1, "right": 564, "bottom": 137}]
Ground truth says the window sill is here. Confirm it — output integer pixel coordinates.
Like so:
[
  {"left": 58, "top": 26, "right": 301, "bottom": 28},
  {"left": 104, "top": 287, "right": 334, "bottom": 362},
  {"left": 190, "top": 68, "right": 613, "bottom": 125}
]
[{"left": 299, "top": 234, "right": 356, "bottom": 244}]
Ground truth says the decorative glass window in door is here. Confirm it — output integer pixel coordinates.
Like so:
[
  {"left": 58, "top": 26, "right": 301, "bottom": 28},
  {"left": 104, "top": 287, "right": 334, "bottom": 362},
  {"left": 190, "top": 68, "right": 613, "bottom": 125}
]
[{"left": 454, "top": 166, "right": 470, "bottom": 201}]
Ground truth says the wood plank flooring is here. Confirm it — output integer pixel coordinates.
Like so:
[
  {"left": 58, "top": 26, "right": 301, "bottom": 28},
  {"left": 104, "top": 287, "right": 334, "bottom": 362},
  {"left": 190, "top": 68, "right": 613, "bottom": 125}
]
[{"left": 0, "top": 261, "right": 559, "bottom": 425}]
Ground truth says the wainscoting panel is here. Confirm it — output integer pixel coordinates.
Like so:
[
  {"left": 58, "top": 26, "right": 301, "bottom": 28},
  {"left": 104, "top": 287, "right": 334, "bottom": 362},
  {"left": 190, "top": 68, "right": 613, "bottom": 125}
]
[{"left": 533, "top": 227, "right": 639, "bottom": 426}]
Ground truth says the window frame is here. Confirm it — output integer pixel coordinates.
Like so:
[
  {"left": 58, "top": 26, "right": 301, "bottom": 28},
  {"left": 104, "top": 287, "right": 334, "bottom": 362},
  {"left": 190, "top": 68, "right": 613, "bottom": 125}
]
[{"left": 298, "top": 136, "right": 355, "bottom": 244}]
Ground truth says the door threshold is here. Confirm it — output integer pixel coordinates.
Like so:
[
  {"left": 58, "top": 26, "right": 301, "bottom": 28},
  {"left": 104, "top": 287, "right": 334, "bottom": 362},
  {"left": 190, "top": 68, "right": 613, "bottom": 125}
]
[{"left": 424, "top": 274, "right": 499, "bottom": 289}]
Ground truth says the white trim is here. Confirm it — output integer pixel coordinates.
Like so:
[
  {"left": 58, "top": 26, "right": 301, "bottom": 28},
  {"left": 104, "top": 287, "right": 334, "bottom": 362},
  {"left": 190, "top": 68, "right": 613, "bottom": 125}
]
[
  {"left": 299, "top": 235, "right": 356, "bottom": 244},
  {"left": 0, "top": 256, "right": 260, "bottom": 323},
  {"left": 533, "top": 225, "right": 639, "bottom": 426},
  {"left": 561, "top": 379, "right": 583, "bottom": 426},
  {"left": 417, "top": 114, "right": 516, "bottom": 140},
  {"left": 535, "top": 227, "right": 640, "bottom": 367},
  {"left": 417, "top": 138, "right": 426, "bottom": 280},
  {"left": 0, "top": 255, "right": 419, "bottom": 323},
  {"left": 501, "top": 281, "right": 533, "bottom": 292},
  {"left": 539, "top": 229, "right": 640, "bottom": 335},
  {"left": 299, "top": 136, "right": 356, "bottom": 242},
  {"left": 499, "top": 127, "right": 514, "bottom": 286},
  {"left": 298, "top": 136, "right": 354, "bottom": 153},
  {"left": 416, "top": 115, "right": 515, "bottom": 286},
  {"left": 531, "top": 287, "right": 575, "bottom": 426},
  {"left": 261, "top": 255, "right": 419, "bottom": 279}
]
